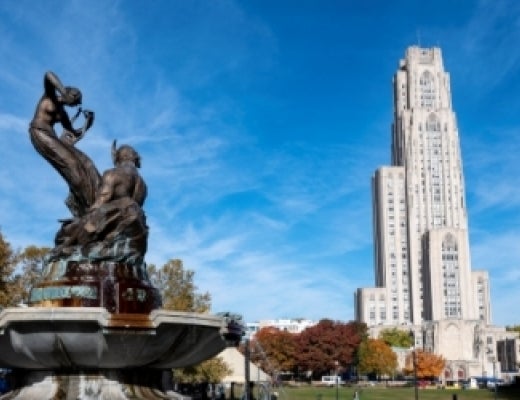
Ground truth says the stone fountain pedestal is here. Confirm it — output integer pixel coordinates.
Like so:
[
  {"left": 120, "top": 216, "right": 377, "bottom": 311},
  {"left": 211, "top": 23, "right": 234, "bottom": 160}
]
[{"left": 0, "top": 307, "right": 236, "bottom": 399}]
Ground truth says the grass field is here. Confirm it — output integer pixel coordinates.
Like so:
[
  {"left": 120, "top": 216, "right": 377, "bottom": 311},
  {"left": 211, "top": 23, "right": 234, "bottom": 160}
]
[{"left": 262, "top": 385, "right": 520, "bottom": 400}]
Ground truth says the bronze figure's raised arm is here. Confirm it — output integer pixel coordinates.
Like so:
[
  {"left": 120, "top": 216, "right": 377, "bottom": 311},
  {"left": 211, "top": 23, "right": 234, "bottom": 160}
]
[
  {"left": 32, "top": 71, "right": 94, "bottom": 143},
  {"left": 29, "top": 71, "right": 100, "bottom": 217}
]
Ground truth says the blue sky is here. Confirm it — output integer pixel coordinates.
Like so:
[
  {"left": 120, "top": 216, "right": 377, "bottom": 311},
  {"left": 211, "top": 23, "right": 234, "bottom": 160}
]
[{"left": 0, "top": 0, "right": 519, "bottom": 326}]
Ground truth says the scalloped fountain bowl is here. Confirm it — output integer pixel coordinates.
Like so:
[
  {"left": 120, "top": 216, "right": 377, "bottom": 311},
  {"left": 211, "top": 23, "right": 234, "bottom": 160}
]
[
  {"left": 0, "top": 307, "right": 229, "bottom": 370},
  {"left": 0, "top": 308, "right": 241, "bottom": 399}
]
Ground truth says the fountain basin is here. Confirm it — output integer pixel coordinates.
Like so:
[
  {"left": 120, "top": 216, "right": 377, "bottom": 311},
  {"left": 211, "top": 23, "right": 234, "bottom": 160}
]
[{"left": 0, "top": 307, "right": 228, "bottom": 370}]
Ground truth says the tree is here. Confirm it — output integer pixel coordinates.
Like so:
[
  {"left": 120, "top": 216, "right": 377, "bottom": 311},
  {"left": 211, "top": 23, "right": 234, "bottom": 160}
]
[
  {"left": 147, "top": 259, "right": 228, "bottom": 383},
  {"left": 357, "top": 338, "right": 397, "bottom": 379},
  {"left": 249, "top": 327, "right": 297, "bottom": 375},
  {"left": 11, "top": 245, "right": 50, "bottom": 305},
  {"left": 0, "top": 232, "right": 16, "bottom": 307},
  {"left": 506, "top": 325, "right": 520, "bottom": 334},
  {"left": 296, "top": 320, "right": 367, "bottom": 378},
  {"left": 0, "top": 229, "right": 50, "bottom": 308},
  {"left": 148, "top": 259, "right": 211, "bottom": 312},
  {"left": 404, "top": 350, "right": 446, "bottom": 379},
  {"left": 173, "top": 357, "right": 231, "bottom": 383},
  {"left": 379, "top": 328, "right": 413, "bottom": 348}
]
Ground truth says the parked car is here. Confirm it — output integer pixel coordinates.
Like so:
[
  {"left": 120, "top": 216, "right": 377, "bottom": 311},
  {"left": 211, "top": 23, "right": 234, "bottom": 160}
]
[{"left": 321, "top": 376, "right": 345, "bottom": 386}]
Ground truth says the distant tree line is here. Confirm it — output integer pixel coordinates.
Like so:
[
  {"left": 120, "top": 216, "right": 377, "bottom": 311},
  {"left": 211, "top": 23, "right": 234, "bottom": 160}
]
[{"left": 241, "top": 322, "right": 446, "bottom": 382}]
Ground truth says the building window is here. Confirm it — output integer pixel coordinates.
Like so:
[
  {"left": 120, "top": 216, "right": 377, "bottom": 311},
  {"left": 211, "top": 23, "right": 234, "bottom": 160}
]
[{"left": 442, "top": 233, "right": 461, "bottom": 318}]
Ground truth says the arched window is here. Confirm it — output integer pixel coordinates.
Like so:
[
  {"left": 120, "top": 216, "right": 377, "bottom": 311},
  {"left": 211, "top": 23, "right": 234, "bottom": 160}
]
[
  {"left": 442, "top": 233, "right": 458, "bottom": 252},
  {"left": 426, "top": 114, "right": 439, "bottom": 132}
]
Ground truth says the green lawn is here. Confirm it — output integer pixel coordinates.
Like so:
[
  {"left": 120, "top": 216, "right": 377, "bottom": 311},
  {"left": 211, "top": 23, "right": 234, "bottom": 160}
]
[{"left": 265, "top": 385, "right": 520, "bottom": 400}]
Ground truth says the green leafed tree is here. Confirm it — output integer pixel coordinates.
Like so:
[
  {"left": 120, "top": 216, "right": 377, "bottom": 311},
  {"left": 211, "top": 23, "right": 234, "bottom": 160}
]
[
  {"left": 147, "top": 259, "right": 227, "bottom": 383},
  {"left": 173, "top": 356, "right": 231, "bottom": 384},
  {"left": 0, "top": 230, "right": 52, "bottom": 306},
  {"left": 12, "top": 245, "right": 50, "bottom": 305},
  {"left": 357, "top": 338, "right": 398, "bottom": 379},
  {"left": 379, "top": 327, "right": 413, "bottom": 348},
  {"left": 148, "top": 259, "right": 211, "bottom": 313}
]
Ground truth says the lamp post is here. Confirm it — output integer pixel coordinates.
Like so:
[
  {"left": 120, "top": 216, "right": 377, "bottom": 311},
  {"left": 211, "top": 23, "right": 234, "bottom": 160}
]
[
  {"left": 335, "top": 360, "right": 339, "bottom": 400},
  {"left": 492, "top": 357, "right": 497, "bottom": 400},
  {"left": 409, "top": 330, "right": 419, "bottom": 400},
  {"left": 413, "top": 349, "right": 419, "bottom": 400},
  {"left": 244, "top": 338, "right": 251, "bottom": 400}
]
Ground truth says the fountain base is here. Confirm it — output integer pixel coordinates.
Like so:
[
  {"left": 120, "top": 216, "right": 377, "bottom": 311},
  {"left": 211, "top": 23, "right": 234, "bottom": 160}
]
[{"left": 1, "top": 369, "right": 191, "bottom": 400}]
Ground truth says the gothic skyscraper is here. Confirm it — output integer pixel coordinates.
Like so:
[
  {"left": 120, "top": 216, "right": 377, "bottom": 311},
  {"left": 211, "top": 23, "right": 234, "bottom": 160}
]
[{"left": 355, "top": 46, "right": 517, "bottom": 380}]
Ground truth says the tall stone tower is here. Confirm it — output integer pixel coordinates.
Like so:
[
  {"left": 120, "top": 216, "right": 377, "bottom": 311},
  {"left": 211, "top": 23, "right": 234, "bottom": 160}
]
[{"left": 354, "top": 47, "right": 517, "bottom": 380}]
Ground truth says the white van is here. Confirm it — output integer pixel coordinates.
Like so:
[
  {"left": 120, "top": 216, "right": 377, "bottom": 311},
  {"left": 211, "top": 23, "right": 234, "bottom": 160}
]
[{"left": 321, "top": 375, "right": 345, "bottom": 386}]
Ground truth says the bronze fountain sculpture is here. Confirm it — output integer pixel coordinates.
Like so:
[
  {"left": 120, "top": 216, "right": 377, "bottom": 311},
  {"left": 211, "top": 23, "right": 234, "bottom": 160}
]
[{"left": 0, "top": 72, "right": 242, "bottom": 399}]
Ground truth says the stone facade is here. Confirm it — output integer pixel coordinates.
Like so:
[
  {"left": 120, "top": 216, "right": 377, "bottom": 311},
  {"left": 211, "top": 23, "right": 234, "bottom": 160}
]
[{"left": 355, "top": 46, "right": 519, "bottom": 381}]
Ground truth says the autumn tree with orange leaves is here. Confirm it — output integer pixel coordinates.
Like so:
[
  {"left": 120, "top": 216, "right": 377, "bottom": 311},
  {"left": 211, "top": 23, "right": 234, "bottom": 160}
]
[
  {"left": 404, "top": 350, "right": 446, "bottom": 379},
  {"left": 249, "top": 327, "right": 297, "bottom": 374},
  {"left": 357, "top": 338, "right": 397, "bottom": 379},
  {"left": 0, "top": 231, "right": 16, "bottom": 307}
]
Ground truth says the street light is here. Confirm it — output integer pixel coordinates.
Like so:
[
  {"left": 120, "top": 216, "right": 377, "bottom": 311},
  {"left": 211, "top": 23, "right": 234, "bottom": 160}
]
[
  {"left": 409, "top": 330, "right": 419, "bottom": 400},
  {"left": 492, "top": 357, "right": 497, "bottom": 400},
  {"left": 244, "top": 338, "right": 251, "bottom": 400},
  {"left": 335, "top": 360, "right": 339, "bottom": 400}
]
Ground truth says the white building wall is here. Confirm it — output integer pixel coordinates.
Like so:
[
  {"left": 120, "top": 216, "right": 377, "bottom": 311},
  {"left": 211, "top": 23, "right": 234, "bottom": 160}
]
[
  {"left": 423, "top": 228, "right": 474, "bottom": 321},
  {"left": 372, "top": 167, "right": 410, "bottom": 324},
  {"left": 367, "top": 46, "right": 475, "bottom": 325},
  {"left": 245, "top": 318, "right": 317, "bottom": 340},
  {"left": 471, "top": 270, "right": 491, "bottom": 324},
  {"left": 355, "top": 287, "right": 387, "bottom": 326}
]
